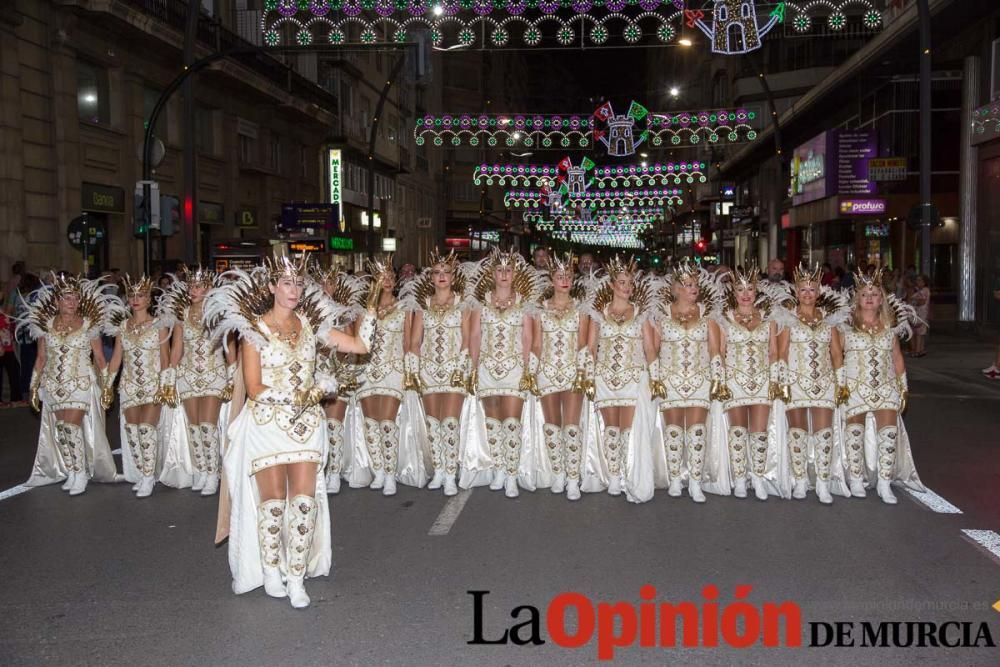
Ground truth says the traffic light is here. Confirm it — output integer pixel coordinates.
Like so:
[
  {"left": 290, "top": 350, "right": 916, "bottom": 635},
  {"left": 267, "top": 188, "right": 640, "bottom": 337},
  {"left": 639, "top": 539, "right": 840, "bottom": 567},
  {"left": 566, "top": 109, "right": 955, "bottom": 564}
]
[
  {"left": 694, "top": 239, "right": 707, "bottom": 254},
  {"left": 133, "top": 190, "right": 149, "bottom": 237}
]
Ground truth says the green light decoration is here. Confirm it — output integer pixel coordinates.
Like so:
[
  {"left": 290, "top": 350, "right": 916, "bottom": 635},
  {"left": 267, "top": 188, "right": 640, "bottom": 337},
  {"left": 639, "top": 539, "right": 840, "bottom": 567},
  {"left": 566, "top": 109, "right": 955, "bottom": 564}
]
[
  {"left": 261, "top": 0, "right": 881, "bottom": 51},
  {"left": 504, "top": 187, "right": 684, "bottom": 209}
]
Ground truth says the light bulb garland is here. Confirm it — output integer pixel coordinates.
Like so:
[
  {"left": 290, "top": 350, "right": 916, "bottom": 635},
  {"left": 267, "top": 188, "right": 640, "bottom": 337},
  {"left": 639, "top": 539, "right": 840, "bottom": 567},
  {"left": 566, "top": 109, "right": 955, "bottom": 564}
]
[
  {"left": 262, "top": 1, "right": 881, "bottom": 51},
  {"left": 473, "top": 160, "right": 706, "bottom": 187},
  {"left": 972, "top": 101, "right": 1000, "bottom": 143},
  {"left": 504, "top": 187, "right": 683, "bottom": 209},
  {"left": 415, "top": 106, "right": 759, "bottom": 152}
]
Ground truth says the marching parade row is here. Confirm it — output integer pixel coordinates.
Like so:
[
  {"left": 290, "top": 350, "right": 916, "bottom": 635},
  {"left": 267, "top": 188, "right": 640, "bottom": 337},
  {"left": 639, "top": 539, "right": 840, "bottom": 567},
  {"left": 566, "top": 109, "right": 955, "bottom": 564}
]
[{"left": 16, "top": 249, "right": 924, "bottom": 607}]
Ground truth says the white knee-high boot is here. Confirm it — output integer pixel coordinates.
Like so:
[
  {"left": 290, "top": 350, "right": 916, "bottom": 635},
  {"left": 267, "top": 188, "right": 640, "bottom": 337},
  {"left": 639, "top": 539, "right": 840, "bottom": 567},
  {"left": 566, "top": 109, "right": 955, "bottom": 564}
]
[
  {"left": 845, "top": 423, "right": 867, "bottom": 497},
  {"left": 813, "top": 427, "right": 834, "bottom": 504},
  {"left": 380, "top": 419, "right": 399, "bottom": 496},
  {"left": 543, "top": 423, "right": 565, "bottom": 493},
  {"left": 441, "top": 417, "right": 460, "bottom": 496},
  {"left": 364, "top": 417, "right": 385, "bottom": 489},
  {"left": 66, "top": 423, "right": 88, "bottom": 496},
  {"left": 285, "top": 495, "right": 317, "bottom": 608},
  {"left": 563, "top": 424, "right": 582, "bottom": 501},
  {"left": 876, "top": 425, "right": 899, "bottom": 504},
  {"left": 425, "top": 416, "right": 444, "bottom": 489},
  {"left": 728, "top": 425, "right": 748, "bottom": 498},
  {"left": 749, "top": 431, "right": 769, "bottom": 501},
  {"left": 188, "top": 424, "right": 204, "bottom": 491},
  {"left": 486, "top": 417, "right": 504, "bottom": 490},
  {"left": 664, "top": 423, "right": 683, "bottom": 496},
  {"left": 789, "top": 427, "right": 808, "bottom": 499},
  {"left": 325, "top": 417, "right": 344, "bottom": 494},
  {"left": 502, "top": 417, "right": 522, "bottom": 498},
  {"left": 257, "top": 499, "right": 286, "bottom": 598},
  {"left": 685, "top": 423, "right": 707, "bottom": 503},
  {"left": 200, "top": 423, "right": 220, "bottom": 496},
  {"left": 136, "top": 423, "right": 158, "bottom": 498}
]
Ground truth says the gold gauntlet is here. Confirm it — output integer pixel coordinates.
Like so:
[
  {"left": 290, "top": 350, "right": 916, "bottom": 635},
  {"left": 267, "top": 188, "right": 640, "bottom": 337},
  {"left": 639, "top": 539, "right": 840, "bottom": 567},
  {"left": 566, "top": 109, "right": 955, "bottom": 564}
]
[{"left": 710, "top": 380, "right": 733, "bottom": 402}]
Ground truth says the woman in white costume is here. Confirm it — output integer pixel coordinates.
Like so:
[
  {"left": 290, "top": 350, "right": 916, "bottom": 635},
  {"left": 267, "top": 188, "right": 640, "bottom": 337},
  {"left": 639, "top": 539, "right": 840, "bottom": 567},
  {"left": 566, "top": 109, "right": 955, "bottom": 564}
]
[
  {"left": 840, "top": 267, "right": 923, "bottom": 504},
  {"left": 533, "top": 252, "right": 589, "bottom": 501},
  {"left": 314, "top": 266, "right": 366, "bottom": 494},
  {"left": 466, "top": 248, "right": 542, "bottom": 499},
  {"left": 107, "top": 274, "right": 172, "bottom": 497},
  {"left": 402, "top": 249, "right": 472, "bottom": 496},
  {"left": 585, "top": 255, "right": 655, "bottom": 497},
  {"left": 646, "top": 261, "right": 722, "bottom": 503},
  {"left": 713, "top": 265, "right": 780, "bottom": 501},
  {"left": 159, "top": 266, "right": 236, "bottom": 496},
  {"left": 356, "top": 256, "right": 408, "bottom": 496},
  {"left": 207, "top": 254, "right": 375, "bottom": 608},
  {"left": 773, "top": 264, "right": 850, "bottom": 504},
  {"left": 20, "top": 273, "right": 126, "bottom": 495}
]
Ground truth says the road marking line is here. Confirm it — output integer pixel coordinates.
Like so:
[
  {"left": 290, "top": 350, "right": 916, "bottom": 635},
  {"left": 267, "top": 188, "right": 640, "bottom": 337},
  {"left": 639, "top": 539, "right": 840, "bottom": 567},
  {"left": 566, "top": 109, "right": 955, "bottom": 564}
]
[
  {"left": 428, "top": 489, "right": 473, "bottom": 536},
  {"left": 905, "top": 487, "right": 962, "bottom": 513},
  {"left": 961, "top": 530, "right": 1000, "bottom": 564},
  {"left": 0, "top": 484, "right": 32, "bottom": 501}
]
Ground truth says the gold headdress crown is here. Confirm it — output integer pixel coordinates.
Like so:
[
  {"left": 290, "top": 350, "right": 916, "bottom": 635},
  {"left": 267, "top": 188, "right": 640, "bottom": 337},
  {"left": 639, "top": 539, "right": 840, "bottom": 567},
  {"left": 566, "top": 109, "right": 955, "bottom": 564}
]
[
  {"left": 51, "top": 271, "right": 82, "bottom": 296},
  {"left": 854, "top": 266, "right": 885, "bottom": 290},
  {"left": 366, "top": 253, "right": 395, "bottom": 278},
  {"left": 312, "top": 262, "right": 340, "bottom": 284},
  {"left": 179, "top": 264, "right": 216, "bottom": 288},
  {"left": 793, "top": 262, "right": 823, "bottom": 285},
  {"left": 264, "top": 252, "right": 309, "bottom": 281},
  {"left": 732, "top": 263, "right": 760, "bottom": 290},
  {"left": 488, "top": 247, "right": 519, "bottom": 270},
  {"left": 428, "top": 248, "right": 460, "bottom": 272},
  {"left": 667, "top": 259, "right": 699, "bottom": 284},
  {"left": 123, "top": 273, "right": 154, "bottom": 297},
  {"left": 547, "top": 251, "right": 576, "bottom": 275},
  {"left": 607, "top": 254, "right": 638, "bottom": 279}
]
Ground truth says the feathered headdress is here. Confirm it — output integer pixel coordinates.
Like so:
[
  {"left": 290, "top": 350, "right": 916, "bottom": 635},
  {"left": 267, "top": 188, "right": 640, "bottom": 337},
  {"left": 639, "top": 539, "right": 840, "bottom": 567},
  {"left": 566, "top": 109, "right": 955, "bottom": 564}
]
[
  {"left": 468, "top": 248, "right": 543, "bottom": 311},
  {"left": 179, "top": 264, "right": 215, "bottom": 288},
  {"left": 366, "top": 254, "right": 395, "bottom": 279},
  {"left": 731, "top": 263, "right": 760, "bottom": 291},
  {"left": 547, "top": 251, "right": 576, "bottom": 276},
  {"left": 264, "top": 252, "right": 310, "bottom": 281},
  {"left": 793, "top": 262, "right": 823, "bottom": 285},
  {"left": 123, "top": 273, "right": 154, "bottom": 297},
  {"left": 606, "top": 254, "right": 638, "bottom": 279},
  {"left": 51, "top": 271, "right": 82, "bottom": 296},
  {"left": 666, "top": 259, "right": 700, "bottom": 286},
  {"left": 659, "top": 260, "right": 722, "bottom": 318},
  {"left": 853, "top": 266, "right": 886, "bottom": 291},
  {"left": 428, "top": 248, "right": 460, "bottom": 273}
]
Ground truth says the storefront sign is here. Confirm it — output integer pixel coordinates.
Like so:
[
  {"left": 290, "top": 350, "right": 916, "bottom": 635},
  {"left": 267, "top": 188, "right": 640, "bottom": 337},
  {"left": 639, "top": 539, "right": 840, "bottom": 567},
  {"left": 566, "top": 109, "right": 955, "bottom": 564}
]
[
  {"left": 199, "top": 201, "right": 224, "bottom": 225},
  {"left": 236, "top": 207, "right": 257, "bottom": 228},
  {"left": 81, "top": 183, "right": 125, "bottom": 213},
  {"left": 280, "top": 203, "right": 338, "bottom": 230},
  {"left": 839, "top": 199, "right": 886, "bottom": 215},
  {"left": 329, "top": 236, "right": 354, "bottom": 251},
  {"left": 868, "top": 157, "right": 907, "bottom": 181},
  {"left": 289, "top": 240, "right": 325, "bottom": 253},
  {"left": 791, "top": 130, "right": 878, "bottom": 206},
  {"left": 328, "top": 149, "right": 343, "bottom": 230}
]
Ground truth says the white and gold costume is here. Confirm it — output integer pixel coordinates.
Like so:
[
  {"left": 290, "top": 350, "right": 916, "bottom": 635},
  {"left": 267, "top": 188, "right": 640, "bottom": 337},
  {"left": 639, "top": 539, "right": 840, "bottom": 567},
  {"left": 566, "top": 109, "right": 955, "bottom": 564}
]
[
  {"left": 769, "top": 270, "right": 851, "bottom": 502},
  {"left": 649, "top": 264, "right": 723, "bottom": 502},
  {"left": 18, "top": 274, "right": 125, "bottom": 495},
  {"left": 581, "top": 259, "right": 656, "bottom": 499},
  {"left": 399, "top": 253, "right": 473, "bottom": 490},
  {"left": 536, "top": 300, "right": 583, "bottom": 397},
  {"left": 207, "top": 259, "right": 370, "bottom": 606},
  {"left": 466, "top": 250, "right": 544, "bottom": 498},
  {"left": 839, "top": 272, "right": 924, "bottom": 503},
  {"left": 158, "top": 268, "right": 231, "bottom": 495}
]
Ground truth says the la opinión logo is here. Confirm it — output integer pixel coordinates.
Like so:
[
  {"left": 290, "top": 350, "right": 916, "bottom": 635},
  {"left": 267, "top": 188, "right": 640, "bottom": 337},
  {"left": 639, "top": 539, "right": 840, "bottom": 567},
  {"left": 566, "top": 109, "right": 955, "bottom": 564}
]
[{"left": 467, "top": 587, "right": 996, "bottom": 659}]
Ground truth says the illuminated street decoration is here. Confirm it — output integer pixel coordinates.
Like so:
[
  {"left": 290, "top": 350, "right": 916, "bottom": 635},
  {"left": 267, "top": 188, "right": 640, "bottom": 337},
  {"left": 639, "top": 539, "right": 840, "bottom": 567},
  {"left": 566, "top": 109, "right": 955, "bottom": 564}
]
[
  {"left": 474, "top": 160, "right": 707, "bottom": 187},
  {"left": 972, "top": 101, "right": 1000, "bottom": 144},
  {"left": 415, "top": 107, "right": 758, "bottom": 150},
  {"left": 504, "top": 187, "right": 683, "bottom": 208},
  {"left": 261, "top": 0, "right": 880, "bottom": 50}
]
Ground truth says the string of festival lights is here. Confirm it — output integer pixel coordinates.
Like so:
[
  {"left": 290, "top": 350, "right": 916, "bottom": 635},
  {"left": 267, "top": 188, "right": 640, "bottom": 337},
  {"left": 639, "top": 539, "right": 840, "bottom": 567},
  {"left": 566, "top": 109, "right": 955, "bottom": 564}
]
[{"left": 473, "top": 161, "right": 706, "bottom": 187}]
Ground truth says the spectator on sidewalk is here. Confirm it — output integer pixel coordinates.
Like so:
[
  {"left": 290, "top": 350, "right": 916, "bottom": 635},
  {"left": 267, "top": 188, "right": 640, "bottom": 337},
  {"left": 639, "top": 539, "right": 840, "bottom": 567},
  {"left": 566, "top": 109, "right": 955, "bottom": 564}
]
[
  {"left": 766, "top": 257, "right": 785, "bottom": 284},
  {"left": 0, "top": 307, "right": 22, "bottom": 404},
  {"left": 908, "top": 274, "right": 930, "bottom": 357}
]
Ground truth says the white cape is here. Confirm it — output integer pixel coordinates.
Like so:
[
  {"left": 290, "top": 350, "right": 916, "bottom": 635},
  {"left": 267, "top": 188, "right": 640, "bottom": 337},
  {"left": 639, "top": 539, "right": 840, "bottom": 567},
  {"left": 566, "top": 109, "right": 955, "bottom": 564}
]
[
  {"left": 396, "top": 390, "right": 429, "bottom": 488},
  {"left": 26, "top": 382, "right": 119, "bottom": 487},
  {"left": 458, "top": 396, "right": 493, "bottom": 489}
]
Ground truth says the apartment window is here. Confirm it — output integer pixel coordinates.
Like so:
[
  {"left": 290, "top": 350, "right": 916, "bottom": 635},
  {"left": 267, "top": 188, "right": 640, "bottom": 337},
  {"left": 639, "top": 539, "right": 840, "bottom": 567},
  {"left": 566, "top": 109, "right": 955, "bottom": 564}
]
[
  {"left": 142, "top": 87, "right": 167, "bottom": 141},
  {"left": 268, "top": 135, "right": 282, "bottom": 173},
  {"left": 77, "top": 61, "right": 110, "bottom": 124},
  {"left": 196, "top": 106, "right": 215, "bottom": 155}
]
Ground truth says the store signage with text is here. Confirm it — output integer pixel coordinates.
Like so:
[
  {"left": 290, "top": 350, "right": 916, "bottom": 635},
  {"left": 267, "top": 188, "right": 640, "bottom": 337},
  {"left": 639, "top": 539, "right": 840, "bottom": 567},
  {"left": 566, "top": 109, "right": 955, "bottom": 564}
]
[
  {"left": 791, "top": 130, "right": 878, "bottom": 206},
  {"left": 868, "top": 157, "right": 907, "bottom": 181},
  {"left": 328, "top": 149, "right": 344, "bottom": 232},
  {"left": 839, "top": 199, "right": 886, "bottom": 215}
]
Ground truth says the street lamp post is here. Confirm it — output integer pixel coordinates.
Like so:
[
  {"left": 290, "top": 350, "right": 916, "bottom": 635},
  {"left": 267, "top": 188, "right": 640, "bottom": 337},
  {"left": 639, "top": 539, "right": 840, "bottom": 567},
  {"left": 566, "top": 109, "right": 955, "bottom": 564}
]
[{"left": 917, "top": 0, "right": 933, "bottom": 277}]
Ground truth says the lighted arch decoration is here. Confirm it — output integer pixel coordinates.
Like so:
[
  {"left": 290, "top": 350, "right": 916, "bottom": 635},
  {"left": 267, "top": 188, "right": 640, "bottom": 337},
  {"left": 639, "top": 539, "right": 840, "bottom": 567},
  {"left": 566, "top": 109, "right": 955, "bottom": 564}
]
[
  {"left": 504, "top": 187, "right": 684, "bottom": 208},
  {"left": 474, "top": 161, "right": 707, "bottom": 187},
  {"left": 414, "top": 107, "right": 758, "bottom": 150},
  {"left": 262, "top": 0, "right": 882, "bottom": 51}
]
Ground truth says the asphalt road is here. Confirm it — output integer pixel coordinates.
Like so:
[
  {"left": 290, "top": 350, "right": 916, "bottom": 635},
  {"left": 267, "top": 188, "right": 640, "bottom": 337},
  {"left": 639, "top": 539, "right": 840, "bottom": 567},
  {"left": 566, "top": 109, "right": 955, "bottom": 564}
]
[{"left": 1, "top": 333, "right": 998, "bottom": 665}]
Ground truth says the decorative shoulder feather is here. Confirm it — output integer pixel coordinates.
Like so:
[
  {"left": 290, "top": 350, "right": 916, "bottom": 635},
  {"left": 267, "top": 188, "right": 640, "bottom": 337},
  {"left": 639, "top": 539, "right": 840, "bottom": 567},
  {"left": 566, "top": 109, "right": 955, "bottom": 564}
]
[
  {"left": 767, "top": 281, "right": 851, "bottom": 331},
  {"left": 398, "top": 262, "right": 471, "bottom": 313},
  {"left": 322, "top": 272, "right": 367, "bottom": 323},
  {"left": 657, "top": 266, "right": 723, "bottom": 322},
  {"left": 582, "top": 271, "right": 656, "bottom": 326},
  {"left": 15, "top": 277, "right": 127, "bottom": 342},
  {"left": 154, "top": 275, "right": 192, "bottom": 325},
  {"left": 465, "top": 253, "right": 545, "bottom": 315},
  {"left": 203, "top": 267, "right": 353, "bottom": 351},
  {"left": 841, "top": 290, "right": 919, "bottom": 341}
]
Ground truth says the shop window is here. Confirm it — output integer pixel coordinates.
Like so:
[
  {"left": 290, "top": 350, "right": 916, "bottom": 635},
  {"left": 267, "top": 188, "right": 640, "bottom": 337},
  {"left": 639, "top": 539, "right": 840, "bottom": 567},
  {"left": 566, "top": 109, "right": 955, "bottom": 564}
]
[{"left": 77, "top": 61, "right": 111, "bottom": 125}]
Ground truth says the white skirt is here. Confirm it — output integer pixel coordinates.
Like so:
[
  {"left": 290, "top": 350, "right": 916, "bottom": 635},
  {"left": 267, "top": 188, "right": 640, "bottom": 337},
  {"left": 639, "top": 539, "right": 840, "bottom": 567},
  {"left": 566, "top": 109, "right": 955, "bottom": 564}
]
[
  {"left": 178, "top": 360, "right": 227, "bottom": 401},
  {"left": 478, "top": 359, "right": 524, "bottom": 399},
  {"left": 724, "top": 370, "right": 770, "bottom": 410}
]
